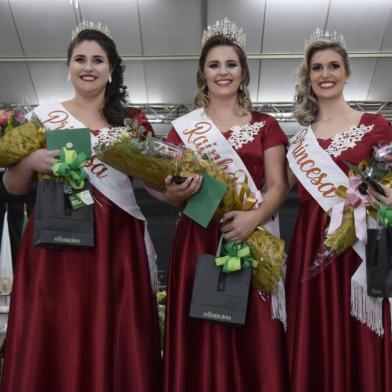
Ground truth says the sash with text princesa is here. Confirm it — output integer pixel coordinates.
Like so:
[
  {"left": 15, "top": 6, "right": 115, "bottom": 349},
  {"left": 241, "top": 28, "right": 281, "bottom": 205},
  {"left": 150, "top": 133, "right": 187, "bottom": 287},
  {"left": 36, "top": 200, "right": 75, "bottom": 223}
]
[
  {"left": 287, "top": 126, "right": 390, "bottom": 337},
  {"left": 31, "top": 102, "right": 157, "bottom": 291},
  {"left": 172, "top": 108, "right": 279, "bottom": 236}
]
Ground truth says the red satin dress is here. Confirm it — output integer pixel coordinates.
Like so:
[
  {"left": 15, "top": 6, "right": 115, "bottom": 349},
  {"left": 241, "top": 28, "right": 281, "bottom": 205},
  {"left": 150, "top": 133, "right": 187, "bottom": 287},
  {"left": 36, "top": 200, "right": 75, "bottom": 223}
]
[
  {"left": 286, "top": 113, "right": 392, "bottom": 392},
  {"left": 0, "top": 112, "right": 162, "bottom": 392},
  {"left": 163, "top": 112, "right": 290, "bottom": 392}
]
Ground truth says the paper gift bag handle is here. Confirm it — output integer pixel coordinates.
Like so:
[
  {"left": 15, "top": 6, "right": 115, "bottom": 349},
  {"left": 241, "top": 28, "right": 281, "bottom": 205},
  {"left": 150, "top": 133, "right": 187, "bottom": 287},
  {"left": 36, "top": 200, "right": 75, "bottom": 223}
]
[{"left": 216, "top": 234, "right": 224, "bottom": 257}]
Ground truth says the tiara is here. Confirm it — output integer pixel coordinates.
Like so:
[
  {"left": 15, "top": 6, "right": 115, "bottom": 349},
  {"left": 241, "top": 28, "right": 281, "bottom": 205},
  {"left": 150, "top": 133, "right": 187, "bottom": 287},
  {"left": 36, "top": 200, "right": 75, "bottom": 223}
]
[
  {"left": 71, "top": 20, "right": 112, "bottom": 41},
  {"left": 201, "top": 17, "right": 246, "bottom": 49},
  {"left": 304, "top": 28, "right": 346, "bottom": 51}
]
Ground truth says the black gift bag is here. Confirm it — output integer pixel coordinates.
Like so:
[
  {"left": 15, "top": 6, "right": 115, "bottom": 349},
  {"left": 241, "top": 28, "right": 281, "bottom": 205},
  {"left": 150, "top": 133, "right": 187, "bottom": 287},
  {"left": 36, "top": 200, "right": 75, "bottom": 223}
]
[
  {"left": 33, "top": 179, "right": 94, "bottom": 248},
  {"left": 366, "top": 227, "right": 392, "bottom": 297},
  {"left": 189, "top": 252, "right": 252, "bottom": 325}
]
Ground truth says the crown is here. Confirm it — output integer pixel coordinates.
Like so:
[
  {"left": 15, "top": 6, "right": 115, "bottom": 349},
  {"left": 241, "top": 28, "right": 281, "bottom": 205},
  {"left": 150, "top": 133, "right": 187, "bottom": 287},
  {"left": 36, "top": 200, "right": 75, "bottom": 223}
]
[
  {"left": 71, "top": 20, "right": 112, "bottom": 41},
  {"left": 304, "top": 28, "right": 346, "bottom": 51},
  {"left": 201, "top": 17, "right": 246, "bottom": 50}
]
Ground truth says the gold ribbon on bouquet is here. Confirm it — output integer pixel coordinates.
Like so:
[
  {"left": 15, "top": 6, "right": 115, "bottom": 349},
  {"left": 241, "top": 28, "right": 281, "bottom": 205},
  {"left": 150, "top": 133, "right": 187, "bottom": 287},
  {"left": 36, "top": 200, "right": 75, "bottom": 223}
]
[{"left": 212, "top": 168, "right": 285, "bottom": 293}]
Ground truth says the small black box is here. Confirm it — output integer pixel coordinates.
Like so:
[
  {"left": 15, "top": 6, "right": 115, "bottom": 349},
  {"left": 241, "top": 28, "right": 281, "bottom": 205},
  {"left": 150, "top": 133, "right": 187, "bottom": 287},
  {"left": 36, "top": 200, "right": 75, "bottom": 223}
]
[
  {"left": 366, "top": 228, "right": 392, "bottom": 297},
  {"left": 189, "top": 253, "right": 251, "bottom": 325}
]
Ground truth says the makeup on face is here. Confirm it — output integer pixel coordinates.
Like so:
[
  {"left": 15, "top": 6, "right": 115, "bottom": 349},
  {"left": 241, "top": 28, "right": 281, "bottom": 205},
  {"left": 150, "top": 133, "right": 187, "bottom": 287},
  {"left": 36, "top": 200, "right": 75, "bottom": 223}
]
[{"left": 203, "top": 45, "right": 243, "bottom": 99}]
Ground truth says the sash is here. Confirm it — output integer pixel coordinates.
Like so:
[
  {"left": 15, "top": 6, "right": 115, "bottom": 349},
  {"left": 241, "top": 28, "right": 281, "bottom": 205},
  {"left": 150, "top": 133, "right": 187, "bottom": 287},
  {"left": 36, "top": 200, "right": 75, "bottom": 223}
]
[
  {"left": 172, "top": 108, "right": 279, "bottom": 237},
  {"left": 32, "top": 102, "right": 157, "bottom": 291},
  {"left": 287, "top": 126, "right": 389, "bottom": 337},
  {"left": 173, "top": 109, "right": 286, "bottom": 327}
]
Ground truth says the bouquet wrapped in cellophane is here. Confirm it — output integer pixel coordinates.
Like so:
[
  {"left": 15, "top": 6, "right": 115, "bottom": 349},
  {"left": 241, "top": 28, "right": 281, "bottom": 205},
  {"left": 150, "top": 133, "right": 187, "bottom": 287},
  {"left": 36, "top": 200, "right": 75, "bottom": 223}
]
[
  {"left": 303, "top": 143, "right": 392, "bottom": 280},
  {"left": 0, "top": 107, "right": 46, "bottom": 167},
  {"left": 94, "top": 119, "right": 285, "bottom": 293}
]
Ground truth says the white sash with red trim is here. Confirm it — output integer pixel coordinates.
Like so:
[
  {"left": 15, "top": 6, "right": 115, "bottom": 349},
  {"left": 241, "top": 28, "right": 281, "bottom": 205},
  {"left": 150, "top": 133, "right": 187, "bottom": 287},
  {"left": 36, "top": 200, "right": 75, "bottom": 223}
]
[
  {"left": 172, "top": 108, "right": 280, "bottom": 236},
  {"left": 287, "top": 126, "right": 389, "bottom": 337},
  {"left": 173, "top": 108, "right": 286, "bottom": 326},
  {"left": 32, "top": 102, "right": 157, "bottom": 291}
]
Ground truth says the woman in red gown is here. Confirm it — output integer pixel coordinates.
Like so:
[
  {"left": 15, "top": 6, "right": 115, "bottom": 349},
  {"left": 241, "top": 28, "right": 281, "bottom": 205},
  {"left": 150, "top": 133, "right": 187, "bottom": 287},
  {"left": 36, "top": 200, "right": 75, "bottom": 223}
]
[
  {"left": 161, "top": 19, "right": 289, "bottom": 392},
  {"left": 0, "top": 24, "right": 161, "bottom": 392},
  {"left": 286, "top": 30, "right": 392, "bottom": 392}
]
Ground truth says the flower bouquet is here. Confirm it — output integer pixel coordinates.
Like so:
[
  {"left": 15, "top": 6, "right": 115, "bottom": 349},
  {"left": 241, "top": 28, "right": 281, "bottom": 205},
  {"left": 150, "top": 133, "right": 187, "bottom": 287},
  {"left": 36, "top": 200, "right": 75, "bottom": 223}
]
[
  {"left": 94, "top": 120, "right": 285, "bottom": 293},
  {"left": 0, "top": 105, "right": 27, "bottom": 133},
  {"left": 303, "top": 143, "right": 392, "bottom": 281},
  {"left": 0, "top": 107, "right": 45, "bottom": 167}
]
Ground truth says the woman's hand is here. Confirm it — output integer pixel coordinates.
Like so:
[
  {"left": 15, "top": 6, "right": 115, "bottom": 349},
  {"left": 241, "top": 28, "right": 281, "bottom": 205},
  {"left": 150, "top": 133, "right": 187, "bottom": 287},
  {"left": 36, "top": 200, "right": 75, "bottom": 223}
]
[
  {"left": 219, "top": 144, "right": 288, "bottom": 243},
  {"left": 3, "top": 148, "right": 59, "bottom": 195},
  {"left": 219, "top": 209, "right": 261, "bottom": 243},
  {"left": 24, "top": 148, "right": 60, "bottom": 174},
  {"left": 368, "top": 185, "right": 392, "bottom": 209},
  {"left": 163, "top": 174, "right": 202, "bottom": 208}
]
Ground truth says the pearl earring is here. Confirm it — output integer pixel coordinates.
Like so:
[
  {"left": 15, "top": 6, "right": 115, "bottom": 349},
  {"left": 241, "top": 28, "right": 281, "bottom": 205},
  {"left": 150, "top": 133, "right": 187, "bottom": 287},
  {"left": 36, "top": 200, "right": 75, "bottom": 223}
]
[
  {"left": 67, "top": 72, "right": 70, "bottom": 82},
  {"left": 108, "top": 75, "right": 112, "bottom": 84}
]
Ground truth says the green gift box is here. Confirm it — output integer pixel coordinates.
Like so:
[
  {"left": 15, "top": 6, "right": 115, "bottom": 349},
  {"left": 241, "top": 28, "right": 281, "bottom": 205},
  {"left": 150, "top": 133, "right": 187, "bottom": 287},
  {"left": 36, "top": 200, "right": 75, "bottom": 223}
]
[{"left": 46, "top": 128, "right": 92, "bottom": 158}]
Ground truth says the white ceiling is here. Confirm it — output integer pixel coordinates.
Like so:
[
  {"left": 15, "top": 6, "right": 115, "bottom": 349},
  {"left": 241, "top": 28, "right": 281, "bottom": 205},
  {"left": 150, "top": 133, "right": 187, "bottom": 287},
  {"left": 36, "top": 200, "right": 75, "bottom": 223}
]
[{"left": 0, "top": 0, "right": 391, "bottom": 109}]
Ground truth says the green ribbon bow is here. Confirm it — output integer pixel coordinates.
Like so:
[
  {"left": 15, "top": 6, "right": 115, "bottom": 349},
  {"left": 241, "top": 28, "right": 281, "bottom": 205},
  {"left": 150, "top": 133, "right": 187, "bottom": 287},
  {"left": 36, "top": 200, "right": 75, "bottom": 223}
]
[
  {"left": 52, "top": 147, "right": 87, "bottom": 190},
  {"left": 378, "top": 203, "right": 392, "bottom": 228},
  {"left": 215, "top": 242, "right": 258, "bottom": 273}
]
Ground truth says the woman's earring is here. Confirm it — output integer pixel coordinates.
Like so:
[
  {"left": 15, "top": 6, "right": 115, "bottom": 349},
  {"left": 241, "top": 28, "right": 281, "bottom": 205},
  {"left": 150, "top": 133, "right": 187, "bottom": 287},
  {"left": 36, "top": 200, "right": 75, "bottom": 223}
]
[
  {"left": 239, "top": 83, "right": 244, "bottom": 91},
  {"left": 108, "top": 75, "right": 112, "bottom": 84},
  {"left": 67, "top": 72, "right": 70, "bottom": 82}
]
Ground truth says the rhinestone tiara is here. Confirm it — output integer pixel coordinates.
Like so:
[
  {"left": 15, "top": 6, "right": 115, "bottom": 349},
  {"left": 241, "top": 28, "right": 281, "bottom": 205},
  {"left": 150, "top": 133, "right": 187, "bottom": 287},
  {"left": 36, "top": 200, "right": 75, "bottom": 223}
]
[
  {"left": 71, "top": 20, "right": 112, "bottom": 41},
  {"left": 304, "top": 28, "right": 346, "bottom": 51},
  {"left": 201, "top": 17, "right": 246, "bottom": 50}
]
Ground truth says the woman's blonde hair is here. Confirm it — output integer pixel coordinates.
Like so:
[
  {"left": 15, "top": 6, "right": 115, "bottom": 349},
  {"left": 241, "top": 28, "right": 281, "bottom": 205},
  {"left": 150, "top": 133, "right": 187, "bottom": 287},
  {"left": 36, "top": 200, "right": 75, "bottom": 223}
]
[
  {"left": 194, "top": 35, "right": 252, "bottom": 112},
  {"left": 293, "top": 41, "right": 351, "bottom": 126}
]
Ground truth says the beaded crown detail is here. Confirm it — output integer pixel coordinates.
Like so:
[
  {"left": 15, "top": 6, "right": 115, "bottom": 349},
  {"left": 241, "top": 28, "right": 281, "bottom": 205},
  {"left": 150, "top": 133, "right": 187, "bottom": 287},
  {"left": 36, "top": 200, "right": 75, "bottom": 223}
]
[
  {"left": 304, "top": 28, "right": 346, "bottom": 51},
  {"left": 201, "top": 17, "right": 246, "bottom": 49},
  {"left": 71, "top": 20, "right": 112, "bottom": 41}
]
